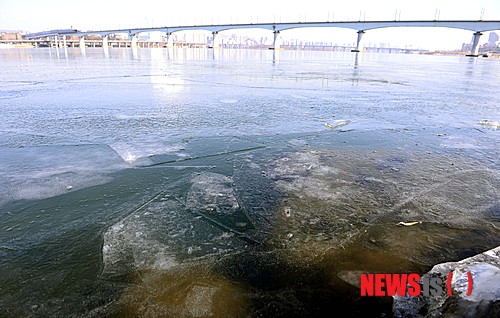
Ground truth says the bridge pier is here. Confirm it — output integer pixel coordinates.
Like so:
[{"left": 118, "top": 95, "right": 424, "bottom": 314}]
[
  {"left": 61, "top": 35, "right": 67, "bottom": 48},
  {"left": 466, "top": 31, "right": 482, "bottom": 57},
  {"left": 209, "top": 31, "right": 221, "bottom": 49},
  {"left": 165, "top": 32, "right": 174, "bottom": 47},
  {"left": 79, "top": 36, "right": 85, "bottom": 48},
  {"left": 102, "top": 34, "right": 109, "bottom": 48},
  {"left": 351, "top": 30, "right": 365, "bottom": 52},
  {"left": 271, "top": 31, "right": 281, "bottom": 50},
  {"left": 80, "top": 40, "right": 86, "bottom": 56},
  {"left": 129, "top": 32, "right": 138, "bottom": 48}
]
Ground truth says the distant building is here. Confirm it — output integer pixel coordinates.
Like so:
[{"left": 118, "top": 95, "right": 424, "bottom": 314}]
[
  {"left": 488, "top": 32, "right": 499, "bottom": 43},
  {"left": 84, "top": 34, "right": 101, "bottom": 40},
  {"left": 111, "top": 34, "right": 127, "bottom": 40},
  {"left": 0, "top": 32, "right": 22, "bottom": 40},
  {"left": 483, "top": 32, "right": 499, "bottom": 52},
  {"left": 461, "top": 42, "right": 472, "bottom": 52}
]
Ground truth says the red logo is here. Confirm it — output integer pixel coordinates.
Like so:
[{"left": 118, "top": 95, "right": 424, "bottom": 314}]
[{"left": 360, "top": 272, "right": 473, "bottom": 297}]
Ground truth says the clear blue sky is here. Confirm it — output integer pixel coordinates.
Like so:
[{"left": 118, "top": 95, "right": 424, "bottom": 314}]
[{"left": 1, "top": 0, "right": 499, "bottom": 49}]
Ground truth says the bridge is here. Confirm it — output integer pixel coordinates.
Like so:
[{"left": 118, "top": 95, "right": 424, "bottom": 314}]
[{"left": 24, "top": 20, "right": 500, "bottom": 56}]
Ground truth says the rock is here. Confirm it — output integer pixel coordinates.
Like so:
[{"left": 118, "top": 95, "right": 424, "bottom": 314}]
[{"left": 393, "top": 246, "right": 500, "bottom": 318}]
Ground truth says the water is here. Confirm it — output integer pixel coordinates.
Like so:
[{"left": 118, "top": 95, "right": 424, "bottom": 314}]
[{"left": 0, "top": 47, "right": 499, "bottom": 317}]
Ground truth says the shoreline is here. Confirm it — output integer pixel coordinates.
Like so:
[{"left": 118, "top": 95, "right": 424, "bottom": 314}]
[{"left": 1, "top": 43, "right": 498, "bottom": 58}]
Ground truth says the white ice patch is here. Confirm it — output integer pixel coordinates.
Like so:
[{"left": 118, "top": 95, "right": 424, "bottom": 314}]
[
  {"left": 101, "top": 190, "right": 249, "bottom": 277},
  {"left": 289, "top": 94, "right": 309, "bottom": 100},
  {"left": 0, "top": 144, "right": 128, "bottom": 206},
  {"left": 479, "top": 119, "right": 499, "bottom": 130},
  {"left": 124, "top": 153, "right": 137, "bottom": 164},
  {"left": 102, "top": 216, "right": 178, "bottom": 276},
  {"left": 439, "top": 135, "right": 483, "bottom": 149},
  {"left": 111, "top": 142, "right": 185, "bottom": 166},
  {"left": 324, "top": 119, "right": 351, "bottom": 130},
  {"left": 219, "top": 99, "right": 238, "bottom": 104}
]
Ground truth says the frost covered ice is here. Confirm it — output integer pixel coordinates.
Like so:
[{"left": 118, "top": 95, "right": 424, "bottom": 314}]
[
  {"left": 266, "top": 147, "right": 500, "bottom": 264},
  {"left": 186, "top": 172, "right": 241, "bottom": 216},
  {"left": 100, "top": 145, "right": 500, "bottom": 316},
  {"left": 0, "top": 144, "right": 128, "bottom": 206},
  {"left": 101, "top": 172, "right": 254, "bottom": 278}
]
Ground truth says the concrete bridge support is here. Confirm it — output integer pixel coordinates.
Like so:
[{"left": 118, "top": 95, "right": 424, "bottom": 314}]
[
  {"left": 466, "top": 32, "right": 482, "bottom": 57},
  {"left": 165, "top": 32, "right": 174, "bottom": 47},
  {"left": 102, "top": 34, "right": 109, "bottom": 48},
  {"left": 129, "top": 33, "right": 138, "bottom": 48},
  {"left": 210, "top": 31, "right": 221, "bottom": 48},
  {"left": 61, "top": 35, "right": 67, "bottom": 48},
  {"left": 272, "top": 31, "right": 281, "bottom": 50},
  {"left": 79, "top": 36, "right": 85, "bottom": 48},
  {"left": 351, "top": 30, "right": 365, "bottom": 52}
]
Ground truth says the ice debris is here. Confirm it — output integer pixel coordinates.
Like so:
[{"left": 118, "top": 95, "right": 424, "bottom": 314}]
[
  {"left": 479, "top": 119, "right": 499, "bottom": 129},
  {"left": 397, "top": 221, "right": 422, "bottom": 227},
  {"left": 325, "top": 120, "right": 351, "bottom": 130}
]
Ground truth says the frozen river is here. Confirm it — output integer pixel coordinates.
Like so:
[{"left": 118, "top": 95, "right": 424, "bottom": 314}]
[{"left": 0, "top": 47, "right": 499, "bottom": 317}]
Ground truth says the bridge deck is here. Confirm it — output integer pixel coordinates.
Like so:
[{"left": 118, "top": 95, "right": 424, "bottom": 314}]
[{"left": 25, "top": 20, "right": 500, "bottom": 39}]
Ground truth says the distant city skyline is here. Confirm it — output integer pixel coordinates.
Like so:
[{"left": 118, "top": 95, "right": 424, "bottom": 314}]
[{"left": 1, "top": 0, "right": 500, "bottom": 50}]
